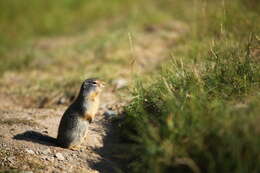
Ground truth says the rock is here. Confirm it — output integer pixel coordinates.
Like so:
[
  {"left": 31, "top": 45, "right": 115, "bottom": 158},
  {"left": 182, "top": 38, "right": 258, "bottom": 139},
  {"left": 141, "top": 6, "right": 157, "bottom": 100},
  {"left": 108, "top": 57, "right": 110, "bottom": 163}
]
[
  {"left": 40, "top": 155, "right": 47, "bottom": 160},
  {"left": 57, "top": 96, "right": 66, "bottom": 105},
  {"left": 55, "top": 152, "right": 65, "bottom": 161},
  {"left": 41, "top": 155, "right": 54, "bottom": 162},
  {"left": 112, "top": 78, "right": 128, "bottom": 89},
  {"left": 25, "top": 149, "right": 35, "bottom": 155},
  {"left": 47, "top": 157, "right": 54, "bottom": 162},
  {"left": 7, "top": 156, "right": 15, "bottom": 163},
  {"left": 42, "top": 148, "right": 51, "bottom": 155},
  {"left": 69, "top": 152, "right": 77, "bottom": 158},
  {"left": 104, "top": 110, "right": 117, "bottom": 118},
  {"left": 1, "top": 143, "right": 7, "bottom": 147}
]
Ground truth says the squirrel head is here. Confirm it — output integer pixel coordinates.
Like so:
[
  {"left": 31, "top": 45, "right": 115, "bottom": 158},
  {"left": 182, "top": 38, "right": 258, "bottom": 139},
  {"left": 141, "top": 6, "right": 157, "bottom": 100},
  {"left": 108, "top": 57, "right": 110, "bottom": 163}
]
[{"left": 79, "top": 78, "right": 105, "bottom": 98}]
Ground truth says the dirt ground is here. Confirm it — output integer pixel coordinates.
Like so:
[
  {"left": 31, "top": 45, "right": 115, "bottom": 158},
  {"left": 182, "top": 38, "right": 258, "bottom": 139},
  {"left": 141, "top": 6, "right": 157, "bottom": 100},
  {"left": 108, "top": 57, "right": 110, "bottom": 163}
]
[{"left": 0, "top": 91, "right": 123, "bottom": 173}]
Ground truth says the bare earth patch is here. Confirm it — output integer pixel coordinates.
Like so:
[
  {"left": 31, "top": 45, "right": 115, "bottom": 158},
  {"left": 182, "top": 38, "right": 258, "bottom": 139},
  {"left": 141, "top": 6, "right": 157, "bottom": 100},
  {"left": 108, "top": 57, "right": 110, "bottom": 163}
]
[
  {"left": 0, "top": 83, "right": 127, "bottom": 172},
  {"left": 0, "top": 104, "right": 120, "bottom": 173}
]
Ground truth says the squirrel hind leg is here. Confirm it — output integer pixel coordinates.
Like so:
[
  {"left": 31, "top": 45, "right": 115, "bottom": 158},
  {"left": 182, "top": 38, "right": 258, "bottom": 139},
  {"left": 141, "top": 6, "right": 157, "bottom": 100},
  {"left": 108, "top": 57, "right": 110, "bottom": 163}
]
[{"left": 68, "top": 132, "right": 87, "bottom": 151}]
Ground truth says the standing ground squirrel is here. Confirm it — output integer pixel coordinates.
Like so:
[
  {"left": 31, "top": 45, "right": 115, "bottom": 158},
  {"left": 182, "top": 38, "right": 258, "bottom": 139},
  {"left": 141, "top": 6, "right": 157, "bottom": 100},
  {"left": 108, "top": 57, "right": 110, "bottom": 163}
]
[{"left": 57, "top": 78, "right": 105, "bottom": 150}]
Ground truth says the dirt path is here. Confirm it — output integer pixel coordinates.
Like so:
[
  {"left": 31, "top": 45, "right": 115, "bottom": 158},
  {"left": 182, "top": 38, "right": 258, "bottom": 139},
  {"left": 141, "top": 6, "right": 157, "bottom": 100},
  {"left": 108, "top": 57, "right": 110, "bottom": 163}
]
[
  {"left": 0, "top": 21, "right": 187, "bottom": 172},
  {"left": 0, "top": 95, "right": 121, "bottom": 173}
]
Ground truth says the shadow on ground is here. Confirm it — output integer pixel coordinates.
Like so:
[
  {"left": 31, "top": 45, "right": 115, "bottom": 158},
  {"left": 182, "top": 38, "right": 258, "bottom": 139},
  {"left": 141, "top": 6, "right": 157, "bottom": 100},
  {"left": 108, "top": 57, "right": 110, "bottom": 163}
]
[
  {"left": 13, "top": 131, "right": 58, "bottom": 147},
  {"left": 88, "top": 118, "right": 124, "bottom": 173}
]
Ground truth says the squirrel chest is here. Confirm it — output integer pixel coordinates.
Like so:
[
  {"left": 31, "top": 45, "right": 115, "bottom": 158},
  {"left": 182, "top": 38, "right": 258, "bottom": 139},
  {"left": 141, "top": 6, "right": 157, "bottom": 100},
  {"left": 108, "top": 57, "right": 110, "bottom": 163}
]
[{"left": 83, "top": 92, "right": 100, "bottom": 120}]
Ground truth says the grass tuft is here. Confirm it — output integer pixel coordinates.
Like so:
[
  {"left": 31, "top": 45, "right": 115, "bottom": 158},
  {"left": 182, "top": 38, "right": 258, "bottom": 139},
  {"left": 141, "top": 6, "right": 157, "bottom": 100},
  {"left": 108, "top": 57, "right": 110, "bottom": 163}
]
[
  {"left": 117, "top": 1, "right": 260, "bottom": 172},
  {"left": 118, "top": 37, "right": 260, "bottom": 173}
]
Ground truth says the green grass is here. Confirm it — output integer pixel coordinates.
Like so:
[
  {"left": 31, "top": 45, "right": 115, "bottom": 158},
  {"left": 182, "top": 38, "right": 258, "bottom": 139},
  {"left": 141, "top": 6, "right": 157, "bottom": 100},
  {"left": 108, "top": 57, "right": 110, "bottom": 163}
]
[
  {"left": 0, "top": 0, "right": 138, "bottom": 73},
  {"left": 118, "top": 38, "right": 260, "bottom": 173},
  {"left": 0, "top": 0, "right": 173, "bottom": 56},
  {"left": 0, "top": 0, "right": 134, "bottom": 53},
  {"left": 117, "top": 0, "right": 260, "bottom": 172},
  {"left": 0, "top": 0, "right": 127, "bottom": 74}
]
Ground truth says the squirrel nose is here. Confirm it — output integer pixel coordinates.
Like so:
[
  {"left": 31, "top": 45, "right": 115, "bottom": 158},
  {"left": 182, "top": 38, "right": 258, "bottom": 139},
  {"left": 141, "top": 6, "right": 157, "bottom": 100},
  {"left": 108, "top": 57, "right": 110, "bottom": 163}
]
[
  {"left": 95, "top": 80, "right": 106, "bottom": 88},
  {"left": 100, "top": 81, "right": 106, "bottom": 88}
]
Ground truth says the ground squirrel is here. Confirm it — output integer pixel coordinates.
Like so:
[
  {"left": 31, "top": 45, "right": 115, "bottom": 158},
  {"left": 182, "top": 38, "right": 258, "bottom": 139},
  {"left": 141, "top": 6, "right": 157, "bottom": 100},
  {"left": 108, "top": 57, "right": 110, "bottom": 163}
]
[{"left": 57, "top": 78, "right": 105, "bottom": 150}]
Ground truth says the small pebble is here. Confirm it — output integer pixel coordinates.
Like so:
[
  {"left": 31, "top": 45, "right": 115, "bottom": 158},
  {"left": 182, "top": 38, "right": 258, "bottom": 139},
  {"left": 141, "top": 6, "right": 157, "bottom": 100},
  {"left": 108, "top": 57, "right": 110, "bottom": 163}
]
[
  {"left": 104, "top": 110, "right": 117, "bottom": 118},
  {"left": 40, "top": 155, "right": 47, "bottom": 160},
  {"left": 47, "top": 157, "right": 54, "bottom": 162},
  {"left": 41, "top": 155, "right": 54, "bottom": 162},
  {"left": 42, "top": 148, "right": 51, "bottom": 155},
  {"left": 55, "top": 152, "right": 65, "bottom": 161},
  {"left": 7, "top": 156, "right": 15, "bottom": 163},
  {"left": 25, "top": 149, "right": 35, "bottom": 155},
  {"left": 57, "top": 97, "right": 66, "bottom": 105}
]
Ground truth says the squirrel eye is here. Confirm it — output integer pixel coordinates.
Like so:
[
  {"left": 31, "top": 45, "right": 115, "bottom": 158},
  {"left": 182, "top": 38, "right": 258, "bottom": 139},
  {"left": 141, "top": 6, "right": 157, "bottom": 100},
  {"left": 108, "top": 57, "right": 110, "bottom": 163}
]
[{"left": 92, "top": 81, "right": 97, "bottom": 85}]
